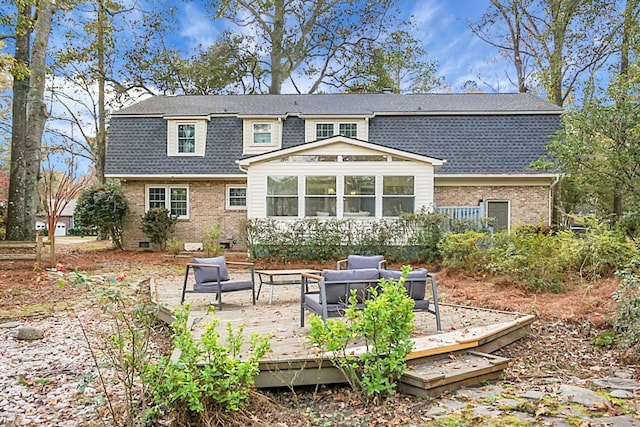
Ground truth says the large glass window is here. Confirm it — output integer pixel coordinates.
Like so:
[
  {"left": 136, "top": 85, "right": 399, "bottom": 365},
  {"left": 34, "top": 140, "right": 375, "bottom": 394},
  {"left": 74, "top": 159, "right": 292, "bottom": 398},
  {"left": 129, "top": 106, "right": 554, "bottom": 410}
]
[
  {"left": 344, "top": 176, "right": 375, "bottom": 217},
  {"left": 382, "top": 176, "right": 414, "bottom": 216},
  {"left": 252, "top": 123, "right": 272, "bottom": 144},
  {"left": 147, "top": 186, "right": 189, "bottom": 218},
  {"left": 305, "top": 176, "right": 336, "bottom": 217},
  {"left": 267, "top": 176, "right": 298, "bottom": 217},
  {"left": 177, "top": 124, "right": 196, "bottom": 153}
]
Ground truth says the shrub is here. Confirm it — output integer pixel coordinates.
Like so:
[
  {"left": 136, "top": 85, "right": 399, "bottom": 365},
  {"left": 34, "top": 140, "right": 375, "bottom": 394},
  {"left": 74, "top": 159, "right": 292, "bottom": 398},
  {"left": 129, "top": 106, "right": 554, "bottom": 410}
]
[
  {"left": 611, "top": 259, "right": 640, "bottom": 357},
  {"left": 140, "top": 207, "right": 178, "bottom": 251},
  {"left": 306, "top": 267, "right": 416, "bottom": 404},
  {"left": 487, "top": 228, "right": 568, "bottom": 293},
  {"left": 75, "top": 184, "right": 129, "bottom": 249},
  {"left": 438, "top": 230, "right": 493, "bottom": 274},
  {"left": 202, "top": 223, "right": 223, "bottom": 256},
  {"left": 147, "top": 305, "right": 270, "bottom": 423}
]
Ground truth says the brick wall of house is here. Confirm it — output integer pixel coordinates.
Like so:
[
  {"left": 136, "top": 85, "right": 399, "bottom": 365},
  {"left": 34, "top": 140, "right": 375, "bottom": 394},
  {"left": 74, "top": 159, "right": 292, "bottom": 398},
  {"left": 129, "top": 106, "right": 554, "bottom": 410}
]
[
  {"left": 434, "top": 185, "right": 551, "bottom": 227},
  {"left": 121, "top": 180, "right": 247, "bottom": 251}
]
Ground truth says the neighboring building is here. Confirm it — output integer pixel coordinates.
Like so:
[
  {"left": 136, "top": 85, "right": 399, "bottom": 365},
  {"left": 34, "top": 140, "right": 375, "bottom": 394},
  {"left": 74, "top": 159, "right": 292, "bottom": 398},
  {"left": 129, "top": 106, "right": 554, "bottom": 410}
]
[
  {"left": 105, "top": 93, "right": 563, "bottom": 251},
  {"left": 36, "top": 199, "right": 77, "bottom": 236}
]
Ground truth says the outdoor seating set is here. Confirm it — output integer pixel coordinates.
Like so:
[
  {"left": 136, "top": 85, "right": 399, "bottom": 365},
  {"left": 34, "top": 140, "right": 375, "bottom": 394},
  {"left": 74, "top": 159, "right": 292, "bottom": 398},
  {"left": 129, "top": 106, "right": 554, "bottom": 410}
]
[{"left": 181, "top": 254, "right": 441, "bottom": 331}]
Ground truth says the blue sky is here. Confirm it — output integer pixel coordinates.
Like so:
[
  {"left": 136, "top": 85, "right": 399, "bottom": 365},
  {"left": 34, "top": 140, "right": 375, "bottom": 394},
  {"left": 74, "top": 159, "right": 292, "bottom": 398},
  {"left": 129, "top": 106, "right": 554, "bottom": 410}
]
[{"left": 170, "top": 0, "right": 508, "bottom": 93}]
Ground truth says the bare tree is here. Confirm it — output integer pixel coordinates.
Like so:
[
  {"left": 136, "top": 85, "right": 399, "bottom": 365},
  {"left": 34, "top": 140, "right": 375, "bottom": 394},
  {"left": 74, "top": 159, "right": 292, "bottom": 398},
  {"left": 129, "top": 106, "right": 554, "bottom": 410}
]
[
  {"left": 212, "top": 0, "right": 403, "bottom": 94},
  {"left": 471, "top": 0, "right": 622, "bottom": 106},
  {"left": 39, "top": 151, "right": 91, "bottom": 264}
]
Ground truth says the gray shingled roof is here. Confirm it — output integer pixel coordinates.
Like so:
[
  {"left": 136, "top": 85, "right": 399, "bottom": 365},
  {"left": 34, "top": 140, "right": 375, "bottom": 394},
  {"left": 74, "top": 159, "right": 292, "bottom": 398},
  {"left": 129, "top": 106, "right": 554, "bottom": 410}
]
[
  {"left": 113, "top": 93, "right": 563, "bottom": 116},
  {"left": 105, "top": 93, "right": 562, "bottom": 177}
]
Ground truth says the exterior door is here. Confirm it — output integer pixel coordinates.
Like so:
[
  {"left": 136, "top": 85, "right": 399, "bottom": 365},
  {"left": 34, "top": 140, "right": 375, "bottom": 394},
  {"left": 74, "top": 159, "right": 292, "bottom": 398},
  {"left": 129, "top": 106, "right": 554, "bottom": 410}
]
[{"left": 487, "top": 201, "right": 509, "bottom": 231}]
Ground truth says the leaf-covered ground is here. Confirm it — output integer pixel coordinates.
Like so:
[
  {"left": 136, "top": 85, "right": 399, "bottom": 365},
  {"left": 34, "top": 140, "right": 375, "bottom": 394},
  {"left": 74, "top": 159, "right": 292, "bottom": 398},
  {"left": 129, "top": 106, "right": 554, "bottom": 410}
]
[{"left": 1, "top": 237, "right": 636, "bottom": 426}]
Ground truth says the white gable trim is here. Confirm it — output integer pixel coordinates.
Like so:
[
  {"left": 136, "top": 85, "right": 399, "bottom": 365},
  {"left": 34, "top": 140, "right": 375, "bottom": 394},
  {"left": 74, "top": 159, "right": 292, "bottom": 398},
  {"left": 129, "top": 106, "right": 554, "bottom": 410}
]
[{"left": 236, "top": 136, "right": 445, "bottom": 169}]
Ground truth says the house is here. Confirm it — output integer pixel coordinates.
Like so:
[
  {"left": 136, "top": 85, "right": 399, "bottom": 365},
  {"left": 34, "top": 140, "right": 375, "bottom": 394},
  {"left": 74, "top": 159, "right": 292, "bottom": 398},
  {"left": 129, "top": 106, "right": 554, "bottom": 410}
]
[
  {"left": 36, "top": 199, "right": 77, "bottom": 237},
  {"left": 104, "top": 93, "right": 563, "bottom": 251}
]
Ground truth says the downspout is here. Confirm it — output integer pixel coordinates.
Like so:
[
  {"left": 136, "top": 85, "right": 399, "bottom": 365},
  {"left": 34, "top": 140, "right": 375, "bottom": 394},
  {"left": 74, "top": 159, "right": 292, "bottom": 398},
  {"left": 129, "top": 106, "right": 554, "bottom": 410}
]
[{"left": 549, "top": 174, "right": 561, "bottom": 227}]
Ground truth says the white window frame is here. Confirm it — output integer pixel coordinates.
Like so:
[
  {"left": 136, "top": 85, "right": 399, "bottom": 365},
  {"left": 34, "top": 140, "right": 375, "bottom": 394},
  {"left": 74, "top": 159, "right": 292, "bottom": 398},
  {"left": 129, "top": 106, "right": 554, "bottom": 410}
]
[
  {"left": 226, "top": 185, "right": 247, "bottom": 210},
  {"left": 145, "top": 185, "right": 190, "bottom": 219},
  {"left": 305, "top": 118, "right": 367, "bottom": 142},
  {"left": 177, "top": 123, "right": 196, "bottom": 154},
  {"left": 252, "top": 122, "right": 274, "bottom": 145},
  {"left": 166, "top": 119, "right": 207, "bottom": 157}
]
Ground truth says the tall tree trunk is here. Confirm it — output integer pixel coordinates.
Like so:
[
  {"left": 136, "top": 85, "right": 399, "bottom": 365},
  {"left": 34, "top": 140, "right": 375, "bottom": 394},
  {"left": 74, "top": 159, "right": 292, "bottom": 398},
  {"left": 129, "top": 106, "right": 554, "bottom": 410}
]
[
  {"left": 269, "top": 0, "right": 285, "bottom": 94},
  {"left": 612, "top": 0, "right": 638, "bottom": 220},
  {"left": 6, "top": 1, "right": 55, "bottom": 242},
  {"left": 25, "top": 2, "right": 54, "bottom": 238},
  {"left": 95, "top": 0, "right": 107, "bottom": 184},
  {"left": 7, "top": 5, "right": 32, "bottom": 241}
]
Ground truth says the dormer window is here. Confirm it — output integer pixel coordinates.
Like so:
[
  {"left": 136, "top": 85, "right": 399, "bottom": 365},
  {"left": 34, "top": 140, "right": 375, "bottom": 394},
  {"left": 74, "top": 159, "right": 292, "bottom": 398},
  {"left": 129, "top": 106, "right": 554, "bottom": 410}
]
[
  {"left": 166, "top": 118, "right": 207, "bottom": 157},
  {"left": 177, "top": 124, "right": 196, "bottom": 153},
  {"left": 243, "top": 119, "right": 282, "bottom": 154},
  {"left": 305, "top": 118, "right": 367, "bottom": 142},
  {"left": 253, "top": 123, "right": 273, "bottom": 144},
  {"left": 315, "top": 122, "right": 358, "bottom": 139}
]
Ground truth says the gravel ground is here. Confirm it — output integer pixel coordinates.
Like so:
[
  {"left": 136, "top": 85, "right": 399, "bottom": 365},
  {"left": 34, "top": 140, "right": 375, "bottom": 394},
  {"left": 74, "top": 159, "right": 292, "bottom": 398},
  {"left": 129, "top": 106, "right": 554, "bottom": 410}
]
[{"left": 0, "top": 308, "right": 115, "bottom": 426}]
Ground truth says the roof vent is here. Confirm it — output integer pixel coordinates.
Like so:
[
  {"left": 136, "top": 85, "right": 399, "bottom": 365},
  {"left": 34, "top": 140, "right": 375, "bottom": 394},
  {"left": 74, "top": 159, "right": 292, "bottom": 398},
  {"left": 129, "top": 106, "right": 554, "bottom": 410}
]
[{"left": 382, "top": 87, "right": 393, "bottom": 94}]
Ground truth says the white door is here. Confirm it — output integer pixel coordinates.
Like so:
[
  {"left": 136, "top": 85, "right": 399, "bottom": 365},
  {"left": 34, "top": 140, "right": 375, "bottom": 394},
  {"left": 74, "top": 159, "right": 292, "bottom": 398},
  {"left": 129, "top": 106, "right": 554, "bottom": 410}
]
[{"left": 55, "top": 222, "right": 66, "bottom": 236}]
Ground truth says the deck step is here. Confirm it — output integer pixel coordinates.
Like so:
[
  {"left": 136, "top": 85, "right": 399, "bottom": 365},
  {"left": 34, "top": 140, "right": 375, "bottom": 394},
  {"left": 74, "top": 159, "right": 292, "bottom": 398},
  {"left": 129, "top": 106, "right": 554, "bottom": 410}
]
[{"left": 399, "top": 351, "right": 510, "bottom": 398}]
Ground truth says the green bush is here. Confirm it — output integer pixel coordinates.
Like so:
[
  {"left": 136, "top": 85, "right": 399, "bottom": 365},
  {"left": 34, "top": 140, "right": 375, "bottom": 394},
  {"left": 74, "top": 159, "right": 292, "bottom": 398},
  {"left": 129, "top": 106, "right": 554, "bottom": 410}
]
[
  {"left": 147, "top": 305, "right": 270, "bottom": 422},
  {"left": 202, "top": 223, "right": 223, "bottom": 256},
  {"left": 438, "top": 230, "right": 493, "bottom": 274},
  {"left": 306, "top": 267, "right": 416, "bottom": 404},
  {"left": 140, "top": 207, "right": 178, "bottom": 251},
  {"left": 75, "top": 184, "right": 129, "bottom": 249},
  {"left": 246, "top": 211, "right": 448, "bottom": 263},
  {"left": 611, "top": 259, "right": 640, "bottom": 357}
]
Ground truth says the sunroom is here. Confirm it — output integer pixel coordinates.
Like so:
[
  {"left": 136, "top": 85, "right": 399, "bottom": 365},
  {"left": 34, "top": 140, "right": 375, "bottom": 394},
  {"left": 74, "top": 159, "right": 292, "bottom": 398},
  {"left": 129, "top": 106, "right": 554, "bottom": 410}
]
[{"left": 237, "top": 136, "right": 445, "bottom": 220}]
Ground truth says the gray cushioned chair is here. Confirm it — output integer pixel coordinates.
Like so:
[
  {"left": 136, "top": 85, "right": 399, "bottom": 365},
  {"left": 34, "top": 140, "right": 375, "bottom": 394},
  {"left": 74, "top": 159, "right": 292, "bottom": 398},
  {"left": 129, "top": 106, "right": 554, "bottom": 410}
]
[
  {"left": 379, "top": 268, "right": 442, "bottom": 331},
  {"left": 300, "top": 268, "right": 380, "bottom": 326},
  {"left": 181, "top": 256, "right": 256, "bottom": 310},
  {"left": 336, "top": 255, "right": 386, "bottom": 270}
]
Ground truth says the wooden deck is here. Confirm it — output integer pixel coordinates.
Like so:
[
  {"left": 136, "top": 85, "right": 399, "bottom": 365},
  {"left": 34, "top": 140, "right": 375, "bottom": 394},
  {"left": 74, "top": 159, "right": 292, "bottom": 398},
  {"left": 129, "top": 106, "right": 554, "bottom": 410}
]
[{"left": 151, "top": 272, "right": 534, "bottom": 393}]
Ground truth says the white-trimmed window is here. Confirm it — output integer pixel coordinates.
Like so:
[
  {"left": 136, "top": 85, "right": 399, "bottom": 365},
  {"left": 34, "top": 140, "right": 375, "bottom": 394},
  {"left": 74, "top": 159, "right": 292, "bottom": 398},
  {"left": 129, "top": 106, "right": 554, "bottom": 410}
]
[
  {"left": 243, "top": 119, "right": 282, "bottom": 153},
  {"left": 227, "top": 186, "right": 247, "bottom": 210},
  {"left": 305, "top": 118, "right": 367, "bottom": 142},
  {"left": 305, "top": 176, "right": 336, "bottom": 217},
  {"left": 252, "top": 123, "right": 272, "bottom": 144},
  {"left": 382, "top": 176, "right": 414, "bottom": 217},
  {"left": 266, "top": 176, "right": 298, "bottom": 217},
  {"left": 315, "top": 122, "right": 358, "bottom": 139},
  {"left": 167, "top": 119, "right": 207, "bottom": 157},
  {"left": 316, "top": 123, "right": 334, "bottom": 139},
  {"left": 177, "top": 124, "right": 196, "bottom": 153},
  {"left": 344, "top": 176, "right": 375, "bottom": 217},
  {"left": 146, "top": 185, "right": 189, "bottom": 218}
]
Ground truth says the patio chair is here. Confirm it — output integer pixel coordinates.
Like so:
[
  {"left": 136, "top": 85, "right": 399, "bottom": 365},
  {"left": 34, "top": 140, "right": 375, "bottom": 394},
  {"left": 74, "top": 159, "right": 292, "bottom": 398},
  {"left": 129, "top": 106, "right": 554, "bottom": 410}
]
[
  {"left": 336, "top": 254, "right": 386, "bottom": 270},
  {"left": 380, "top": 268, "right": 442, "bottom": 331},
  {"left": 181, "top": 256, "right": 256, "bottom": 310},
  {"left": 300, "top": 268, "right": 380, "bottom": 326}
]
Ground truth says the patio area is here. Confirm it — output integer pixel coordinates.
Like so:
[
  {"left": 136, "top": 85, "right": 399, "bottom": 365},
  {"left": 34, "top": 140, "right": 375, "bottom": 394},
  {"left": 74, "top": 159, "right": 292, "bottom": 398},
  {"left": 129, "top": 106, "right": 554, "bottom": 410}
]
[{"left": 150, "top": 270, "right": 534, "bottom": 394}]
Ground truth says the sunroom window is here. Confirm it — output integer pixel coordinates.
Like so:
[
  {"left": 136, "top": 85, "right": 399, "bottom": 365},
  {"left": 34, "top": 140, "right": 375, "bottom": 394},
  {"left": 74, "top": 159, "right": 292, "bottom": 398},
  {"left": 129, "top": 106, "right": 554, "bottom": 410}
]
[
  {"left": 305, "top": 176, "right": 336, "bottom": 217},
  {"left": 382, "top": 176, "right": 414, "bottom": 216},
  {"left": 267, "top": 176, "right": 298, "bottom": 217},
  {"left": 344, "top": 176, "right": 375, "bottom": 217}
]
